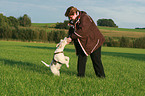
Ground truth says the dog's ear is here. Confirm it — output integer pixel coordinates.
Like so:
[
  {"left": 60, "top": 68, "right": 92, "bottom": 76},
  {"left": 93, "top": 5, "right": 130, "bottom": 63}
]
[{"left": 64, "top": 37, "right": 67, "bottom": 40}]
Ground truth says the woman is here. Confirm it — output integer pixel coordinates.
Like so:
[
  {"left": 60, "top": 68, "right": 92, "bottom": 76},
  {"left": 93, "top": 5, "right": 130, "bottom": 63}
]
[{"left": 65, "top": 6, "right": 105, "bottom": 78}]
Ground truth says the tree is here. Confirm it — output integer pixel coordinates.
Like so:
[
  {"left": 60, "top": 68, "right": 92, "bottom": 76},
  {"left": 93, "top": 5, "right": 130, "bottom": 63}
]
[
  {"left": 97, "top": 19, "right": 118, "bottom": 27},
  {"left": 0, "top": 13, "right": 8, "bottom": 26},
  {"left": 55, "top": 20, "right": 69, "bottom": 29},
  {"left": 7, "top": 16, "right": 19, "bottom": 27},
  {"left": 18, "top": 14, "right": 31, "bottom": 27},
  {"left": 0, "top": 13, "right": 12, "bottom": 39}
]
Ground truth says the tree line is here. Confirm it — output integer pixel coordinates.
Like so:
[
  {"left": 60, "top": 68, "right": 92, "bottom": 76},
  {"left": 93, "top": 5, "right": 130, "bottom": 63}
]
[
  {"left": 0, "top": 13, "right": 144, "bottom": 48},
  {"left": 0, "top": 13, "right": 31, "bottom": 28},
  {"left": 0, "top": 13, "right": 67, "bottom": 42},
  {"left": 55, "top": 19, "right": 118, "bottom": 29}
]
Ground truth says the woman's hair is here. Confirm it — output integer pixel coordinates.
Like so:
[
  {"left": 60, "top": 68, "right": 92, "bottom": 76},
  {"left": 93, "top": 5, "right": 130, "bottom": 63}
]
[{"left": 65, "top": 6, "right": 79, "bottom": 17}]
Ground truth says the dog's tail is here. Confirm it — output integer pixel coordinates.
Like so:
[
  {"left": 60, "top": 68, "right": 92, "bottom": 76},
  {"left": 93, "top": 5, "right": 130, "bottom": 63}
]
[{"left": 41, "top": 61, "right": 50, "bottom": 67}]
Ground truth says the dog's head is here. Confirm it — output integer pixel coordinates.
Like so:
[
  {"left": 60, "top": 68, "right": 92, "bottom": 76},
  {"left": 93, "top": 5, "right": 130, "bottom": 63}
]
[{"left": 56, "top": 37, "right": 68, "bottom": 48}]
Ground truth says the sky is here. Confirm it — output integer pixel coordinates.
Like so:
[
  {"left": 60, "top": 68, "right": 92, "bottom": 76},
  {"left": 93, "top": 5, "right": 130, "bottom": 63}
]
[{"left": 0, "top": 0, "right": 145, "bottom": 28}]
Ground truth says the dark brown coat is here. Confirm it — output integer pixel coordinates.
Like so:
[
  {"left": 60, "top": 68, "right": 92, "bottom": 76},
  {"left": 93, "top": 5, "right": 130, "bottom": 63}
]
[{"left": 70, "top": 11, "right": 105, "bottom": 56}]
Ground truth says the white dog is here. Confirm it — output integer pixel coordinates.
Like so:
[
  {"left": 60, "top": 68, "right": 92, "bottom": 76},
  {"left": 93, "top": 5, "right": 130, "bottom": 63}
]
[{"left": 41, "top": 37, "right": 69, "bottom": 76}]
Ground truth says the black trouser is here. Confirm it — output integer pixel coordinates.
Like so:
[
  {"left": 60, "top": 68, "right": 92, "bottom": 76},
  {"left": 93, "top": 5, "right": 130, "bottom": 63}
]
[{"left": 77, "top": 46, "right": 105, "bottom": 77}]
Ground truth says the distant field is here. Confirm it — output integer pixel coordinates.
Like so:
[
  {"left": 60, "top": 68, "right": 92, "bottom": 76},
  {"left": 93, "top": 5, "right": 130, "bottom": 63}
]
[
  {"left": 98, "top": 26, "right": 145, "bottom": 33},
  {"left": 100, "top": 29, "right": 145, "bottom": 38},
  {"left": 32, "top": 23, "right": 145, "bottom": 38},
  {"left": 31, "top": 23, "right": 66, "bottom": 32},
  {"left": 32, "top": 23, "right": 56, "bottom": 27},
  {"left": 0, "top": 41, "right": 145, "bottom": 96}
]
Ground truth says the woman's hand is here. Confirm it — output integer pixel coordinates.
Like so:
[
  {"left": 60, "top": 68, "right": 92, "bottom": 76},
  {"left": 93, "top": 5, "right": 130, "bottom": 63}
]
[{"left": 67, "top": 37, "right": 72, "bottom": 44}]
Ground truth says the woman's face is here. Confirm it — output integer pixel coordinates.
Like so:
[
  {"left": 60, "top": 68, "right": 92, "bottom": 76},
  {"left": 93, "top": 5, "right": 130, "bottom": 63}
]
[{"left": 69, "top": 13, "right": 77, "bottom": 20}]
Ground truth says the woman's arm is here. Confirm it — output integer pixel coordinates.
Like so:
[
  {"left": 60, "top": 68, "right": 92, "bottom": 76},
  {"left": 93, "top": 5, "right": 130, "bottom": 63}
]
[{"left": 74, "top": 14, "right": 92, "bottom": 38}]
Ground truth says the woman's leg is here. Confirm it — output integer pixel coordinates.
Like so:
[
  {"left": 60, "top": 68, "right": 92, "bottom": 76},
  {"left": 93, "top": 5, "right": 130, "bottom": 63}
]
[
  {"left": 90, "top": 47, "right": 105, "bottom": 78},
  {"left": 77, "top": 54, "right": 87, "bottom": 77}
]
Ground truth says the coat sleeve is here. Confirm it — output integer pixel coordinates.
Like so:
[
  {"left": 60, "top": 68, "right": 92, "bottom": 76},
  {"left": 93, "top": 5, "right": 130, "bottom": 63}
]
[
  {"left": 68, "top": 27, "right": 74, "bottom": 37},
  {"left": 74, "top": 14, "right": 92, "bottom": 38},
  {"left": 68, "top": 26, "right": 78, "bottom": 39}
]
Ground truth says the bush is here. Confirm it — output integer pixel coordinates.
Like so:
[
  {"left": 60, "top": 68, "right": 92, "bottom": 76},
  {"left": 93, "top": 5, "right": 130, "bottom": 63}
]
[
  {"left": 134, "top": 37, "right": 145, "bottom": 48},
  {"left": 111, "top": 41, "right": 120, "bottom": 47},
  {"left": 48, "top": 31, "right": 55, "bottom": 42},
  {"left": 55, "top": 20, "right": 69, "bottom": 29},
  {"left": 39, "top": 29, "right": 48, "bottom": 42},
  {"left": 48, "top": 30, "right": 67, "bottom": 43},
  {"left": 11, "top": 27, "right": 37, "bottom": 41},
  {"left": 0, "top": 13, "right": 13, "bottom": 39},
  {"left": 97, "top": 19, "right": 118, "bottom": 27},
  {"left": 104, "top": 37, "right": 113, "bottom": 47},
  {"left": 0, "top": 23, "right": 12, "bottom": 40},
  {"left": 104, "top": 37, "right": 120, "bottom": 47},
  {"left": 120, "top": 37, "right": 130, "bottom": 47}
]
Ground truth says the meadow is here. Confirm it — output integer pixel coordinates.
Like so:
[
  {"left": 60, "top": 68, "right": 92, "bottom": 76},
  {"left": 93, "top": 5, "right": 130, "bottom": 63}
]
[{"left": 0, "top": 41, "right": 145, "bottom": 96}]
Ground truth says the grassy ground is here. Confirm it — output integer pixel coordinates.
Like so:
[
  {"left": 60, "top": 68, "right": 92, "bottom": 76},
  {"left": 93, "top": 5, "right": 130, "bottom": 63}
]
[{"left": 0, "top": 41, "right": 145, "bottom": 96}]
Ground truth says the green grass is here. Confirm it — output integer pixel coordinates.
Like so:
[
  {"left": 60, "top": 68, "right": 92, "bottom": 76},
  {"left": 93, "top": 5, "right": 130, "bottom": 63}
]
[{"left": 0, "top": 41, "right": 145, "bottom": 96}]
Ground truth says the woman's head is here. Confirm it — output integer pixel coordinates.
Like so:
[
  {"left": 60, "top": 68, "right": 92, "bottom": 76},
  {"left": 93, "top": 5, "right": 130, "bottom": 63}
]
[{"left": 65, "top": 6, "right": 79, "bottom": 20}]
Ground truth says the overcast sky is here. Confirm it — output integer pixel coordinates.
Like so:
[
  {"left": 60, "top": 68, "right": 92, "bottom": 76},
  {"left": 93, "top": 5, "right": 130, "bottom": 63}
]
[{"left": 0, "top": 0, "right": 145, "bottom": 28}]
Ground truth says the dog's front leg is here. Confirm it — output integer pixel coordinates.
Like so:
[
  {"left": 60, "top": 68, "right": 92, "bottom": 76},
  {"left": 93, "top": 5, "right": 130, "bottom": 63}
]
[
  {"left": 64, "top": 56, "right": 69, "bottom": 68},
  {"left": 58, "top": 57, "right": 69, "bottom": 68}
]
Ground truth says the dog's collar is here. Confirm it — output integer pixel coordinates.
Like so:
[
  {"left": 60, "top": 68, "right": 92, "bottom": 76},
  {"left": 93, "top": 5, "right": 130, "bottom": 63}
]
[{"left": 54, "top": 51, "right": 64, "bottom": 55}]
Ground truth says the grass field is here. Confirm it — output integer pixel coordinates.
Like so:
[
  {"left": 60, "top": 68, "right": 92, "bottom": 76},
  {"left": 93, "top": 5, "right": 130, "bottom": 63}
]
[{"left": 0, "top": 41, "right": 145, "bottom": 96}]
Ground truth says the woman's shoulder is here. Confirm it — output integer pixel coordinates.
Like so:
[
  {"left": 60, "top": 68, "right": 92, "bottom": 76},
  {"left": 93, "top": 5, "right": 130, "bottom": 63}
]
[
  {"left": 80, "top": 11, "right": 87, "bottom": 16},
  {"left": 80, "top": 11, "right": 93, "bottom": 23}
]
